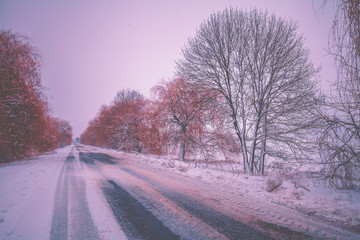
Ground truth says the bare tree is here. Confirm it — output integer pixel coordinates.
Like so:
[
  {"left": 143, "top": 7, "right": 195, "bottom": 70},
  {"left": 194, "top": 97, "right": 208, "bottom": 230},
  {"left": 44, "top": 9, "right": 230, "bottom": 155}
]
[
  {"left": 152, "top": 78, "right": 218, "bottom": 161},
  {"left": 176, "top": 8, "right": 320, "bottom": 174},
  {"left": 317, "top": 0, "right": 360, "bottom": 188},
  {"left": 113, "top": 88, "right": 144, "bottom": 104}
]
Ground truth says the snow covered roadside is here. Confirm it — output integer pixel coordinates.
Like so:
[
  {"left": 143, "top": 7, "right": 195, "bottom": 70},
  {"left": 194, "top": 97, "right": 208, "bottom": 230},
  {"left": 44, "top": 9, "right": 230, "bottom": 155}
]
[
  {"left": 0, "top": 145, "right": 71, "bottom": 240},
  {"left": 100, "top": 148, "right": 360, "bottom": 233}
]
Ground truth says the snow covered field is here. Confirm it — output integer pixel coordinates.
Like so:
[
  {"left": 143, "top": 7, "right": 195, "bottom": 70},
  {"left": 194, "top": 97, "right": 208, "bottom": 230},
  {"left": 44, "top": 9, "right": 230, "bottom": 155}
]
[{"left": 0, "top": 144, "right": 359, "bottom": 240}]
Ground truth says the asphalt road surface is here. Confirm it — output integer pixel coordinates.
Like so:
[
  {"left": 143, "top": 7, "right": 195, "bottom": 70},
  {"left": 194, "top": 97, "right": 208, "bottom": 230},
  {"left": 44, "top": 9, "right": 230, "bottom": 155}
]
[
  {"left": 48, "top": 144, "right": 357, "bottom": 240},
  {"left": 50, "top": 151, "right": 100, "bottom": 240}
]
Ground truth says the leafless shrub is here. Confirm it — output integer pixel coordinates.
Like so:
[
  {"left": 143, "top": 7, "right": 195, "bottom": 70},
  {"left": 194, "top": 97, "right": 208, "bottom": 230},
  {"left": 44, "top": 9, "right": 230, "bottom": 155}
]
[
  {"left": 178, "top": 165, "right": 188, "bottom": 172},
  {"left": 167, "top": 161, "right": 175, "bottom": 168},
  {"left": 265, "top": 175, "right": 283, "bottom": 192},
  {"left": 292, "top": 190, "right": 305, "bottom": 200}
]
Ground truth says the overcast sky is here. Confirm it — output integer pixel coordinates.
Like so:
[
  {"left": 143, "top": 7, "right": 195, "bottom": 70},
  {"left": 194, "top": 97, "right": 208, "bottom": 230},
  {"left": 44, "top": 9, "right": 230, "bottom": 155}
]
[{"left": 0, "top": 0, "right": 336, "bottom": 137}]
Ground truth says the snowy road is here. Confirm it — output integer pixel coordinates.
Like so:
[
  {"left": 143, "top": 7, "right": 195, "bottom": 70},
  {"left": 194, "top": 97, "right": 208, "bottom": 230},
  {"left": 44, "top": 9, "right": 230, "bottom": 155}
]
[
  {"left": 50, "top": 151, "right": 99, "bottom": 240},
  {"left": 0, "top": 144, "right": 359, "bottom": 239}
]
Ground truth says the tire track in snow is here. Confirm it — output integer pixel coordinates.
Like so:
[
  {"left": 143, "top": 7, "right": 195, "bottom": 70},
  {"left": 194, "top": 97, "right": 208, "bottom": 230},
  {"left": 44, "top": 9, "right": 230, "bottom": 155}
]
[
  {"left": 79, "top": 150, "right": 181, "bottom": 239},
  {"left": 77, "top": 146, "right": 360, "bottom": 239},
  {"left": 50, "top": 150, "right": 100, "bottom": 240},
  {"left": 79, "top": 151, "right": 227, "bottom": 239},
  {"left": 50, "top": 154, "right": 69, "bottom": 240},
  {"left": 117, "top": 162, "right": 348, "bottom": 239},
  {"left": 81, "top": 152, "right": 274, "bottom": 239},
  {"left": 81, "top": 151, "right": 274, "bottom": 239},
  {"left": 101, "top": 180, "right": 180, "bottom": 240},
  {"left": 119, "top": 166, "right": 276, "bottom": 240}
]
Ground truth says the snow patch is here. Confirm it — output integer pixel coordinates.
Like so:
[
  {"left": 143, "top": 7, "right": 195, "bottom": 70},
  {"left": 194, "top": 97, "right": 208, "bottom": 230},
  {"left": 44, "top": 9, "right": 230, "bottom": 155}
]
[{"left": 0, "top": 146, "right": 71, "bottom": 240}]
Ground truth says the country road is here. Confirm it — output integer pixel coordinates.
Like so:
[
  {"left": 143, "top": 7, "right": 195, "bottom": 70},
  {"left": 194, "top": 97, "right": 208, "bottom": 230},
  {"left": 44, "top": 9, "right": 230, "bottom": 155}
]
[
  {"left": 50, "top": 151, "right": 100, "bottom": 240},
  {"left": 75, "top": 145, "right": 271, "bottom": 239},
  {"left": 0, "top": 144, "right": 359, "bottom": 240}
]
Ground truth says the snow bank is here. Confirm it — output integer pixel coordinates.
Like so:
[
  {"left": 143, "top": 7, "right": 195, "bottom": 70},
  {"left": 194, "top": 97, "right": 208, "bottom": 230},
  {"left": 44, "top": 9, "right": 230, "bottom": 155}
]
[{"left": 0, "top": 146, "right": 71, "bottom": 240}]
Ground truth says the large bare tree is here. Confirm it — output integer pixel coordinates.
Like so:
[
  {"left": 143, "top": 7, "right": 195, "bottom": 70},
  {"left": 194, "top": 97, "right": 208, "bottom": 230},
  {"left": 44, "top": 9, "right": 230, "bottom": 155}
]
[
  {"left": 176, "top": 8, "right": 320, "bottom": 174},
  {"left": 318, "top": 0, "right": 360, "bottom": 188}
]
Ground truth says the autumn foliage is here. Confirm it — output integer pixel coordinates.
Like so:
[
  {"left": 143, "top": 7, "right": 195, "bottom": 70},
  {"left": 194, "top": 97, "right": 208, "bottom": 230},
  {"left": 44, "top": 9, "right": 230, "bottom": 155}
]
[
  {"left": 152, "top": 78, "right": 231, "bottom": 161},
  {"left": 0, "top": 30, "right": 72, "bottom": 162},
  {"left": 56, "top": 119, "right": 73, "bottom": 147},
  {"left": 81, "top": 89, "right": 157, "bottom": 153},
  {"left": 81, "top": 80, "right": 238, "bottom": 160}
]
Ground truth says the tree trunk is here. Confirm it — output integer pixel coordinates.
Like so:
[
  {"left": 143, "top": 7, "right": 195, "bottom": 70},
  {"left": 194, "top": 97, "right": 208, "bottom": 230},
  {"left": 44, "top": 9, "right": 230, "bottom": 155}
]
[
  {"left": 259, "top": 140, "right": 266, "bottom": 175},
  {"left": 179, "top": 126, "right": 186, "bottom": 161},
  {"left": 259, "top": 108, "right": 268, "bottom": 175},
  {"left": 249, "top": 113, "right": 261, "bottom": 174},
  {"left": 241, "top": 137, "right": 251, "bottom": 173},
  {"left": 179, "top": 139, "right": 185, "bottom": 161},
  {"left": 231, "top": 112, "right": 250, "bottom": 173}
]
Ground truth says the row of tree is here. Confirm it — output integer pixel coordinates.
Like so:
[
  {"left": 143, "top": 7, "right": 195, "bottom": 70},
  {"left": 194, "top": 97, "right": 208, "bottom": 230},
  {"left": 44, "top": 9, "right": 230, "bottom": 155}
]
[
  {"left": 0, "top": 30, "right": 72, "bottom": 162},
  {"left": 82, "top": 8, "right": 319, "bottom": 170},
  {"left": 82, "top": 4, "right": 359, "bottom": 188},
  {"left": 80, "top": 83, "right": 237, "bottom": 161}
]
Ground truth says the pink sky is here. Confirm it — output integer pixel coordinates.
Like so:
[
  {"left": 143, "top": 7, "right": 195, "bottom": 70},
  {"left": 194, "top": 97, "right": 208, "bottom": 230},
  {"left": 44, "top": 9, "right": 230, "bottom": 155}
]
[{"left": 0, "top": 0, "right": 336, "bottom": 137}]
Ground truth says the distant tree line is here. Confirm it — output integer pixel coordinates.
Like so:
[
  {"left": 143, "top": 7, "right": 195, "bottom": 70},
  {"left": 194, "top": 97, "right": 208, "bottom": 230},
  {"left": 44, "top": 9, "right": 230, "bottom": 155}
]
[
  {"left": 0, "top": 30, "right": 72, "bottom": 162},
  {"left": 80, "top": 86, "right": 237, "bottom": 161},
  {"left": 82, "top": 5, "right": 358, "bottom": 188}
]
